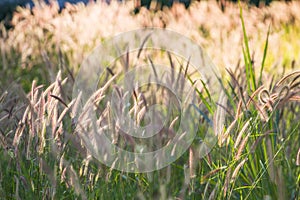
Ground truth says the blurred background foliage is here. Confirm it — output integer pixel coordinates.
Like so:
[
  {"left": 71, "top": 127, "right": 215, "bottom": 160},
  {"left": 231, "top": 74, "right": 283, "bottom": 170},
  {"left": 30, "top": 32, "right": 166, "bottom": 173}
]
[
  {"left": 0, "top": 0, "right": 295, "bottom": 21},
  {"left": 1, "top": 0, "right": 299, "bottom": 92}
]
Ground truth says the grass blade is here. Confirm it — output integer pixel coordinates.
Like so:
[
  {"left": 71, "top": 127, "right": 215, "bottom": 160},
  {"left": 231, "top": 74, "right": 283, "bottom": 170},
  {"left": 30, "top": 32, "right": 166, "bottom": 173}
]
[
  {"left": 239, "top": 2, "right": 256, "bottom": 92},
  {"left": 259, "top": 25, "right": 271, "bottom": 85}
]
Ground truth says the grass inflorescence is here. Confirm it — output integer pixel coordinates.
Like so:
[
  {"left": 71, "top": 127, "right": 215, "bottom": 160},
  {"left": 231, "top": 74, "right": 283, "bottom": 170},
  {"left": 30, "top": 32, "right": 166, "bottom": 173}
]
[{"left": 0, "top": 1, "right": 300, "bottom": 199}]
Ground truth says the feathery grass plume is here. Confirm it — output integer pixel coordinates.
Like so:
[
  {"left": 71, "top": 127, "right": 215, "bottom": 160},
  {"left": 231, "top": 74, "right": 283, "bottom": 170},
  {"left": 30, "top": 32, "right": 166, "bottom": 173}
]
[
  {"left": 234, "top": 118, "right": 251, "bottom": 149},
  {"left": 67, "top": 165, "right": 87, "bottom": 199},
  {"left": 276, "top": 70, "right": 300, "bottom": 87},
  {"left": 226, "top": 67, "right": 247, "bottom": 108},
  {"left": 200, "top": 166, "right": 227, "bottom": 184},
  {"left": 214, "top": 91, "right": 227, "bottom": 140},
  {"left": 56, "top": 99, "right": 75, "bottom": 126},
  {"left": 235, "top": 100, "right": 243, "bottom": 119},
  {"left": 235, "top": 130, "right": 251, "bottom": 160},
  {"left": 189, "top": 147, "right": 196, "bottom": 178},
  {"left": 79, "top": 154, "right": 92, "bottom": 177},
  {"left": 244, "top": 85, "right": 270, "bottom": 117},
  {"left": 12, "top": 107, "right": 28, "bottom": 147},
  {"left": 231, "top": 158, "right": 248, "bottom": 183},
  {"left": 256, "top": 70, "right": 300, "bottom": 121},
  {"left": 218, "top": 118, "right": 237, "bottom": 147},
  {"left": 223, "top": 167, "right": 232, "bottom": 197}
]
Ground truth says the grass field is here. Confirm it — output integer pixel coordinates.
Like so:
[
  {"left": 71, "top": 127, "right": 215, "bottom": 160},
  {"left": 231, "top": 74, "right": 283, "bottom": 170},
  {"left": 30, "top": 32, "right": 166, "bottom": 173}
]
[{"left": 0, "top": 1, "right": 300, "bottom": 199}]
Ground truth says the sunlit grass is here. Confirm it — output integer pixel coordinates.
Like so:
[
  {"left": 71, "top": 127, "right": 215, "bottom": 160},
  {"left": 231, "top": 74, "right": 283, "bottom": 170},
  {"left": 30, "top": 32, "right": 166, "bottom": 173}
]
[{"left": 0, "top": 1, "right": 300, "bottom": 199}]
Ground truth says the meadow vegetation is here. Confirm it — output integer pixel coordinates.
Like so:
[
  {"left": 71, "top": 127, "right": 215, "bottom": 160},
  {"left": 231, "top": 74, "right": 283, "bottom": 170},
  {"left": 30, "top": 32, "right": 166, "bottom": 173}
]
[{"left": 0, "top": 1, "right": 299, "bottom": 199}]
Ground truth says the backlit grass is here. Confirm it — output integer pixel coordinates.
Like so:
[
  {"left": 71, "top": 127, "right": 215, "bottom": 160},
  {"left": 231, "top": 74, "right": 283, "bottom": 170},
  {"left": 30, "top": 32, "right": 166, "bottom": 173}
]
[{"left": 0, "top": 1, "right": 300, "bottom": 199}]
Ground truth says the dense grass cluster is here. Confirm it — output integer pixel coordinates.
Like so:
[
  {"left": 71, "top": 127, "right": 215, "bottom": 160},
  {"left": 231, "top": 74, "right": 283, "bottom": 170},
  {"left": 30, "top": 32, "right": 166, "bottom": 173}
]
[{"left": 0, "top": 1, "right": 300, "bottom": 199}]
